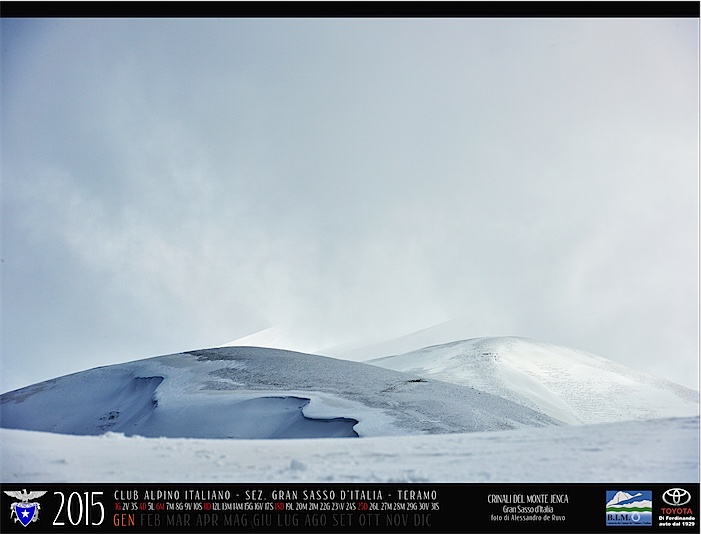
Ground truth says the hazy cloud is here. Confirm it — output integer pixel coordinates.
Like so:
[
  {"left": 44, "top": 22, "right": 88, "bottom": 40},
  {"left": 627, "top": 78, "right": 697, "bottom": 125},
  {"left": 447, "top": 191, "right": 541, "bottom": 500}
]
[{"left": 2, "top": 18, "right": 698, "bottom": 391}]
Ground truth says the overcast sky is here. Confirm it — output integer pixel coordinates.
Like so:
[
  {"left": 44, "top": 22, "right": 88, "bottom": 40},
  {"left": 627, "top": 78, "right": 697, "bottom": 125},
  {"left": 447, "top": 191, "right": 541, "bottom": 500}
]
[{"left": 2, "top": 18, "right": 698, "bottom": 392}]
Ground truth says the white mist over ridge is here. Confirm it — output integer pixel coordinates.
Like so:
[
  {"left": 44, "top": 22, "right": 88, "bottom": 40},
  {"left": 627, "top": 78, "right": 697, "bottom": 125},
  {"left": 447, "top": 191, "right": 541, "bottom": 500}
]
[
  {"left": 227, "top": 322, "right": 698, "bottom": 426},
  {"left": 220, "top": 326, "right": 331, "bottom": 355},
  {"left": 233, "top": 318, "right": 699, "bottom": 392}
]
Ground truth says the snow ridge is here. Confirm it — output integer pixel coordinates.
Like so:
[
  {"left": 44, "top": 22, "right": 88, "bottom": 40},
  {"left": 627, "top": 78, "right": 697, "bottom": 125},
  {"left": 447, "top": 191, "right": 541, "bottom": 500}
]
[
  {"left": 369, "top": 337, "right": 699, "bottom": 425},
  {"left": 0, "top": 346, "right": 558, "bottom": 440},
  {"left": 1, "top": 336, "right": 698, "bottom": 483}
]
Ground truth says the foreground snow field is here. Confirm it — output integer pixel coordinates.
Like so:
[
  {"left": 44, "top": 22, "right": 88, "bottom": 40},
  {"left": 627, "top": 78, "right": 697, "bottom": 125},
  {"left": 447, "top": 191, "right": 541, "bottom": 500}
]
[{"left": 1, "top": 417, "right": 697, "bottom": 483}]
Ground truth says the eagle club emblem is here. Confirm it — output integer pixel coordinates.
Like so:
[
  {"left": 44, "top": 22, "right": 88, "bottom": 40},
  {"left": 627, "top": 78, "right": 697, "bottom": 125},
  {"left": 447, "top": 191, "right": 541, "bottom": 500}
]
[{"left": 4, "top": 490, "right": 47, "bottom": 527}]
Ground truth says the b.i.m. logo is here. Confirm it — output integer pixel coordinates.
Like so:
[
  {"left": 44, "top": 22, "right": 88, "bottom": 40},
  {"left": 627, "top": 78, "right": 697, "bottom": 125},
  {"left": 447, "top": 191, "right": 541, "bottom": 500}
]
[
  {"left": 606, "top": 490, "right": 652, "bottom": 526},
  {"left": 4, "top": 490, "right": 47, "bottom": 528}
]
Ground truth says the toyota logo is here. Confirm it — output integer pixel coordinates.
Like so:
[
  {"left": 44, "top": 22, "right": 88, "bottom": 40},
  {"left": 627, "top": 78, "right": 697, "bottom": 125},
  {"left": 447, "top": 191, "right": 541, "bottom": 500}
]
[{"left": 662, "top": 488, "right": 691, "bottom": 506}]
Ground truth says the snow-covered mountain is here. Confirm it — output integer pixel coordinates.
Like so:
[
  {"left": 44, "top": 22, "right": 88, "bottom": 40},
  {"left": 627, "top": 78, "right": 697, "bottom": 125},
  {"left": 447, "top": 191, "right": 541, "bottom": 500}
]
[
  {"left": 321, "top": 316, "right": 494, "bottom": 360},
  {"left": 1, "top": 334, "right": 698, "bottom": 483},
  {"left": 0, "top": 346, "right": 557, "bottom": 439},
  {"left": 368, "top": 337, "right": 699, "bottom": 425}
]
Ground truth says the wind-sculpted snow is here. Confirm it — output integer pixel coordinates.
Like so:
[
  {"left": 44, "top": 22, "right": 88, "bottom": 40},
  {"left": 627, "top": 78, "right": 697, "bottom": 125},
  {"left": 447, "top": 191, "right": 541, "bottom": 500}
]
[
  {"left": 0, "top": 370, "right": 163, "bottom": 435},
  {"left": 1, "top": 341, "right": 698, "bottom": 483},
  {"left": 0, "top": 346, "right": 558, "bottom": 439},
  {"left": 133, "top": 395, "right": 360, "bottom": 439},
  {"left": 188, "top": 346, "right": 558, "bottom": 434},
  {"left": 0, "top": 371, "right": 358, "bottom": 439},
  {"left": 369, "top": 337, "right": 699, "bottom": 425}
]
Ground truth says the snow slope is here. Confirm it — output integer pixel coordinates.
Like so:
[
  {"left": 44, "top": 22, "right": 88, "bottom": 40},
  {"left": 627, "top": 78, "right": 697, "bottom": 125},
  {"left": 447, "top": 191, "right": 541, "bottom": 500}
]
[
  {"left": 0, "top": 347, "right": 558, "bottom": 440},
  {"left": 369, "top": 337, "right": 699, "bottom": 425},
  {"left": 1, "top": 417, "right": 697, "bottom": 483},
  {"left": 1, "top": 339, "right": 698, "bottom": 484}
]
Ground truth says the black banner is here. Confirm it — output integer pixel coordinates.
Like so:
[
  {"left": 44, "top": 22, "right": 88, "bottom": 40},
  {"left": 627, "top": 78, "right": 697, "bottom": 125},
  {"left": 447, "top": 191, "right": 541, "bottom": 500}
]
[
  {"left": 0, "top": 483, "right": 698, "bottom": 533},
  {"left": 1, "top": 1, "right": 699, "bottom": 18}
]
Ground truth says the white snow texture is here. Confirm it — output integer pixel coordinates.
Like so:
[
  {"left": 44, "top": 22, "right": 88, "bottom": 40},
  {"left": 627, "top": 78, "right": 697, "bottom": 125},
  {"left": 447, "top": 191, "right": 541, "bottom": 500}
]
[{"left": 1, "top": 331, "right": 698, "bottom": 483}]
